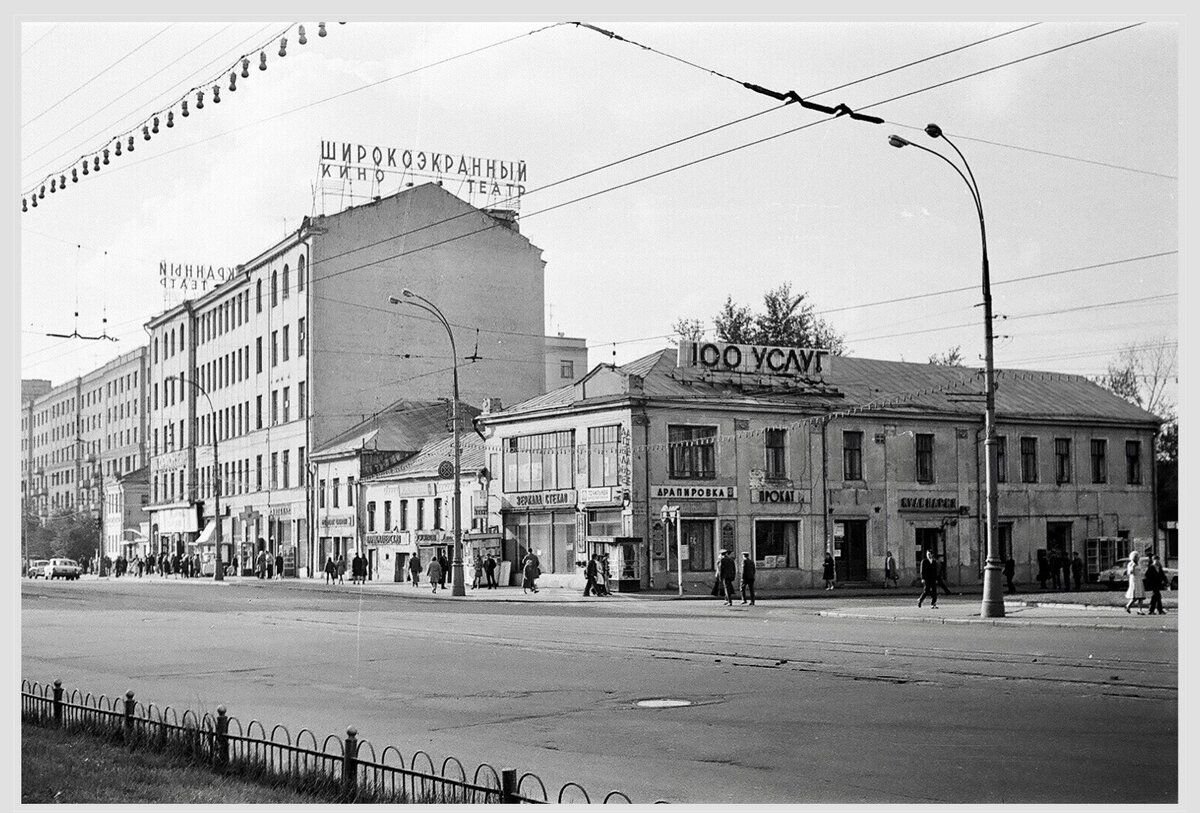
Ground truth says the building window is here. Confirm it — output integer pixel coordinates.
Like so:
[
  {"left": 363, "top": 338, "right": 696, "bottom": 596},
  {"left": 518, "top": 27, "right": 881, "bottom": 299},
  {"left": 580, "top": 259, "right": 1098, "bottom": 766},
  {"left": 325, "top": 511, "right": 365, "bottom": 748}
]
[
  {"left": 842, "top": 431, "right": 863, "bottom": 481},
  {"left": 271, "top": 390, "right": 278, "bottom": 425},
  {"left": 765, "top": 428, "right": 787, "bottom": 479},
  {"left": 298, "top": 382, "right": 306, "bottom": 419},
  {"left": 1021, "top": 437, "right": 1038, "bottom": 483},
  {"left": 298, "top": 318, "right": 306, "bottom": 356},
  {"left": 256, "top": 337, "right": 263, "bottom": 373},
  {"left": 1091, "top": 439, "right": 1108, "bottom": 484},
  {"left": 347, "top": 476, "right": 355, "bottom": 507},
  {"left": 398, "top": 500, "right": 406, "bottom": 530},
  {"left": 256, "top": 395, "right": 263, "bottom": 430},
  {"left": 282, "top": 326, "right": 289, "bottom": 362},
  {"left": 560, "top": 360, "right": 574, "bottom": 379},
  {"left": 433, "top": 497, "right": 442, "bottom": 529},
  {"left": 271, "top": 270, "right": 278, "bottom": 307},
  {"left": 256, "top": 455, "right": 263, "bottom": 491},
  {"left": 915, "top": 433, "right": 935, "bottom": 483},
  {"left": 1054, "top": 438, "right": 1072, "bottom": 484},
  {"left": 667, "top": 425, "right": 717, "bottom": 479},
  {"left": 587, "top": 425, "right": 619, "bottom": 488},
  {"left": 271, "top": 331, "right": 278, "bottom": 367},
  {"left": 282, "top": 386, "right": 290, "bottom": 423},
  {"left": 755, "top": 520, "right": 798, "bottom": 568},
  {"left": 503, "top": 430, "right": 575, "bottom": 492},
  {"left": 380, "top": 500, "right": 390, "bottom": 530},
  {"left": 298, "top": 255, "right": 306, "bottom": 292},
  {"left": 332, "top": 478, "right": 340, "bottom": 508},
  {"left": 318, "top": 477, "right": 325, "bottom": 507},
  {"left": 256, "top": 280, "right": 262, "bottom": 313},
  {"left": 416, "top": 498, "right": 425, "bottom": 529},
  {"left": 587, "top": 508, "right": 622, "bottom": 537},
  {"left": 282, "top": 450, "right": 290, "bottom": 489},
  {"left": 282, "top": 265, "right": 289, "bottom": 300},
  {"left": 1126, "top": 440, "right": 1142, "bottom": 485},
  {"left": 996, "top": 436, "right": 1008, "bottom": 483},
  {"left": 367, "top": 501, "right": 376, "bottom": 532},
  {"left": 270, "top": 452, "right": 278, "bottom": 490},
  {"left": 298, "top": 447, "right": 306, "bottom": 486}
]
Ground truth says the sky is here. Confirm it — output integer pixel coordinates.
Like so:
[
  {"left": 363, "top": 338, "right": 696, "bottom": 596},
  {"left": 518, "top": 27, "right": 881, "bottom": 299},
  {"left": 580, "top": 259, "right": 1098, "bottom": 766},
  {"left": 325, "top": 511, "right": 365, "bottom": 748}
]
[{"left": 16, "top": 17, "right": 1180, "bottom": 401}]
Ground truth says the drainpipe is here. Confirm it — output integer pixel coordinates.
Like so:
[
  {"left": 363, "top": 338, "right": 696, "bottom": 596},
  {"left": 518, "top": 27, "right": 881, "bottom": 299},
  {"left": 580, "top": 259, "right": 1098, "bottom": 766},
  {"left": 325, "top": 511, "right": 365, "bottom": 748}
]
[
  {"left": 820, "top": 417, "right": 830, "bottom": 561},
  {"left": 1150, "top": 430, "right": 1159, "bottom": 559},
  {"left": 975, "top": 424, "right": 984, "bottom": 578},
  {"left": 642, "top": 411, "right": 653, "bottom": 589}
]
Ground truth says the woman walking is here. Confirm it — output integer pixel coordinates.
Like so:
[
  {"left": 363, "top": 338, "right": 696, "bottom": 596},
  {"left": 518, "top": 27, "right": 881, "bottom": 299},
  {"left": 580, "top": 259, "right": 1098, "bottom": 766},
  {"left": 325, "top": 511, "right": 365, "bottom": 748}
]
[
  {"left": 822, "top": 552, "right": 836, "bottom": 591},
  {"left": 427, "top": 555, "right": 443, "bottom": 593},
  {"left": 1124, "top": 551, "right": 1147, "bottom": 614},
  {"left": 521, "top": 551, "right": 540, "bottom": 594},
  {"left": 323, "top": 555, "right": 338, "bottom": 585}
]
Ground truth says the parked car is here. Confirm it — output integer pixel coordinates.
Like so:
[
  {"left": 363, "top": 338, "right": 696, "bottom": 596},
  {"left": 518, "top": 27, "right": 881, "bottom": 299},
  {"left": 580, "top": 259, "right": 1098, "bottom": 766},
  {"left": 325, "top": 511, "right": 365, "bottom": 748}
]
[
  {"left": 26, "top": 559, "right": 49, "bottom": 578},
  {"left": 1098, "top": 558, "right": 1178, "bottom": 591},
  {"left": 44, "top": 558, "right": 83, "bottom": 580}
]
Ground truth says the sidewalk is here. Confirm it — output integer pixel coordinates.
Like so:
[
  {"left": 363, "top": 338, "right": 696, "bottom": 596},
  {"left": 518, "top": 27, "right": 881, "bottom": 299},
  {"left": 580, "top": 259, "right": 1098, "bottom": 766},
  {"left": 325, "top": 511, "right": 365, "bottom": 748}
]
[{"left": 817, "top": 598, "right": 1178, "bottom": 631}]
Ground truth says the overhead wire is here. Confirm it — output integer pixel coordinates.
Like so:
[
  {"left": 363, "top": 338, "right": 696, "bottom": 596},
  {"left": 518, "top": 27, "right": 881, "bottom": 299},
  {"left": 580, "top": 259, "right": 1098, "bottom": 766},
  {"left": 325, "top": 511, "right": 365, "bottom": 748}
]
[{"left": 21, "top": 24, "right": 58, "bottom": 57}]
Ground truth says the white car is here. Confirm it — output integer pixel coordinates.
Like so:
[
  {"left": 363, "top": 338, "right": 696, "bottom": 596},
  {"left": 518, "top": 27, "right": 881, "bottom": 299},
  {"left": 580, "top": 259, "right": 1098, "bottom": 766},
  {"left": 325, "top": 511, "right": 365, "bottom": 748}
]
[
  {"left": 44, "top": 558, "right": 83, "bottom": 580},
  {"left": 1098, "top": 558, "right": 1178, "bottom": 591},
  {"left": 26, "top": 559, "right": 49, "bottom": 578}
]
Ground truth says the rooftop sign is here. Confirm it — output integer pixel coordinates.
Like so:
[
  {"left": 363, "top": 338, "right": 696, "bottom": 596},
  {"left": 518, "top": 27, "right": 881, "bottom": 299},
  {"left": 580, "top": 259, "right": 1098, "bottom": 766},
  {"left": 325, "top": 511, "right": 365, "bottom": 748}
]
[{"left": 677, "top": 341, "right": 831, "bottom": 377}]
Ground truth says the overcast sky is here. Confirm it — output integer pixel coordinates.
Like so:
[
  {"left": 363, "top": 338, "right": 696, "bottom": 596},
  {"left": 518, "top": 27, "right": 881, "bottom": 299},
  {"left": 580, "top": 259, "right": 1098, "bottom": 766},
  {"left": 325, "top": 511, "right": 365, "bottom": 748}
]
[{"left": 17, "top": 17, "right": 1178, "bottom": 397}]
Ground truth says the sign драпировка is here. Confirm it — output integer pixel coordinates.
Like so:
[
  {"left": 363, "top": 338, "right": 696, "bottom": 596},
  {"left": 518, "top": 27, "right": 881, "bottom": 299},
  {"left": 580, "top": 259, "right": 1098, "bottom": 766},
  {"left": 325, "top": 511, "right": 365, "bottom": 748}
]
[
  {"left": 319, "top": 141, "right": 527, "bottom": 201},
  {"left": 676, "top": 341, "right": 831, "bottom": 377}
]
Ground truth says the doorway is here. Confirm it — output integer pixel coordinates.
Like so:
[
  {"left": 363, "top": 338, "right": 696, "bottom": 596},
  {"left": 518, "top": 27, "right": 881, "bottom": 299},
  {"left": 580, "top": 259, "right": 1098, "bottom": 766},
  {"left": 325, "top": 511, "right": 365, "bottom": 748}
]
[{"left": 836, "top": 520, "right": 868, "bottom": 582}]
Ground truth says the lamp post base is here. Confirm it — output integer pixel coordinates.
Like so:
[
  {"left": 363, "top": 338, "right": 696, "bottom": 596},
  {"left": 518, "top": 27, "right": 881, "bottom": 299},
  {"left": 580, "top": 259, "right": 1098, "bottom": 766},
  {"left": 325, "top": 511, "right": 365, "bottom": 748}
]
[
  {"left": 451, "top": 560, "right": 466, "bottom": 597},
  {"left": 980, "top": 562, "right": 1006, "bottom": 618}
]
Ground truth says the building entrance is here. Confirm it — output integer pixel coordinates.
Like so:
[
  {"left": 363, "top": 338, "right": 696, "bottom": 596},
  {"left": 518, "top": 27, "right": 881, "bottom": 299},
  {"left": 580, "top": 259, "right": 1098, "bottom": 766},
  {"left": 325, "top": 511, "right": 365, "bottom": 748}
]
[
  {"left": 915, "top": 527, "right": 941, "bottom": 579},
  {"left": 835, "top": 520, "right": 868, "bottom": 582}
]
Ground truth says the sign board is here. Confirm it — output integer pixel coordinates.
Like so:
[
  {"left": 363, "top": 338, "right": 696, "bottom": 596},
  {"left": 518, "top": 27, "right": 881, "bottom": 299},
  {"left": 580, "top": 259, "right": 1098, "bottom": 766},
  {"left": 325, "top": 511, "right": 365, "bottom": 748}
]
[
  {"left": 268, "top": 503, "right": 294, "bottom": 518},
  {"left": 319, "top": 514, "right": 355, "bottom": 529},
  {"left": 579, "top": 487, "right": 614, "bottom": 504},
  {"left": 282, "top": 544, "right": 297, "bottom": 577},
  {"left": 159, "top": 262, "right": 237, "bottom": 294},
  {"left": 721, "top": 521, "right": 736, "bottom": 552},
  {"left": 750, "top": 489, "right": 804, "bottom": 505},
  {"left": 650, "top": 520, "right": 665, "bottom": 558},
  {"left": 899, "top": 496, "right": 958, "bottom": 512},
  {"left": 677, "top": 341, "right": 831, "bottom": 377},
  {"left": 651, "top": 485, "right": 737, "bottom": 500},
  {"left": 364, "top": 532, "right": 410, "bottom": 546},
  {"left": 833, "top": 521, "right": 845, "bottom": 542},
  {"left": 508, "top": 490, "right": 577, "bottom": 510},
  {"left": 438, "top": 461, "right": 454, "bottom": 479},
  {"left": 472, "top": 506, "right": 488, "bottom": 518},
  {"left": 679, "top": 544, "right": 690, "bottom": 560}
]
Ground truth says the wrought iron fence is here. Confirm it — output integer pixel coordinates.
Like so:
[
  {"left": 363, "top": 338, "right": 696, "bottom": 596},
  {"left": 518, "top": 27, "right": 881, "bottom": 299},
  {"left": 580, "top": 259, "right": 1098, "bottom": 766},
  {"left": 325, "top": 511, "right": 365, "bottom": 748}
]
[{"left": 22, "top": 679, "right": 660, "bottom": 804}]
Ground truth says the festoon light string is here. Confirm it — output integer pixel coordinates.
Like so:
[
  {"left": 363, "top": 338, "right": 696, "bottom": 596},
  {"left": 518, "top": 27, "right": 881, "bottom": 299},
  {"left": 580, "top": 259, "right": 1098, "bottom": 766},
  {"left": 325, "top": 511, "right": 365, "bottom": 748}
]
[{"left": 21, "top": 22, "right": 342, "bottom": 213}]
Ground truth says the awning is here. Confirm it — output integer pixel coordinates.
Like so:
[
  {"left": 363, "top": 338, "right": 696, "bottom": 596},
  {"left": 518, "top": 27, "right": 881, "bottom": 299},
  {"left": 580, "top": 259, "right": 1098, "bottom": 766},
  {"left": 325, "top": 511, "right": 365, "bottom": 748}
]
[{"left": 195, "top": 521, "right": 216, "bottom": 547}]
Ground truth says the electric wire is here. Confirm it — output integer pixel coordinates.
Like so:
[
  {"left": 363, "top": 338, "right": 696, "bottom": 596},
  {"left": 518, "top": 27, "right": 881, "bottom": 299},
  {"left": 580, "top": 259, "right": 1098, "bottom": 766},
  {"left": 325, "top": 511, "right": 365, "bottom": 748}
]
[{"left": 21, "top": 24, "right": 58, "bottom": 57}]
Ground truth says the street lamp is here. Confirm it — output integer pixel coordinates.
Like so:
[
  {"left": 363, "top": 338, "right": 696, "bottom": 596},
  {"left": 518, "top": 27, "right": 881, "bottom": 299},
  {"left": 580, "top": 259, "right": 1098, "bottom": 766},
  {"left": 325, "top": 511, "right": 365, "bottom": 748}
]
[
  {"left": 889, "top": 123, "right": 1004, "bottom": 618},
  {"left": 388, "top": 289, "right": 465, "bottom": 597},
  {"left": 86, "top": 451, "right": 104, "bottom": 572},
  {"left": 168, "top": 373, "right": 224, "bottom": 581}
]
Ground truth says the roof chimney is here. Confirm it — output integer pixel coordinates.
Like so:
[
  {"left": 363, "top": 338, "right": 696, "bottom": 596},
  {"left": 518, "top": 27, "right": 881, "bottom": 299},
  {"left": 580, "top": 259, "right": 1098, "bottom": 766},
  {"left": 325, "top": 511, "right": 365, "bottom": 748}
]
[{"left": 482, "top": 397, "right": 504, "bottom": 415}]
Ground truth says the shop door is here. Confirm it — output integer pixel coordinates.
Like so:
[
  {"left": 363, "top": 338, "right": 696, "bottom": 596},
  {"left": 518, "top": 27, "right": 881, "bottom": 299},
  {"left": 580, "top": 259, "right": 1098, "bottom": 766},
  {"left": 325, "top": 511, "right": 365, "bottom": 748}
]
[
  {"left": 836, "top": 520, "right": 868, "bottom": 582},
  {"left": 915, "top": 528, "right": 941, "bottom": 576},
  {"left": 680, "top": 520, "right": 715, "bottom": 573}
]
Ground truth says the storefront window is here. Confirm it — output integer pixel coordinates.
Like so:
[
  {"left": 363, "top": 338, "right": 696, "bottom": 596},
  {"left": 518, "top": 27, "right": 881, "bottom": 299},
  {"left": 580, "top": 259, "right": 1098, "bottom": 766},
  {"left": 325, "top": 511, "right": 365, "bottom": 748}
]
[
  {"left": 588, "top": 425, "right": 619, "bottom": 487},
  {"left": 504, "top": 430, "right": 575, "bottom": 492},
  {"left": 587, "top": 508, "right": 622, "bottom": 537},
  {"left": 755, "top": 521, "right": 798, "bottom": 568}
]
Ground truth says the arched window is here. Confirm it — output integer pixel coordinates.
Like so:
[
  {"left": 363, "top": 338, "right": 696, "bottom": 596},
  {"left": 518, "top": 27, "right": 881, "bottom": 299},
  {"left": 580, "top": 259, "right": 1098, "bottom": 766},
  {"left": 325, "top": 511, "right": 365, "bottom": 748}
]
[
  {"left": 298, "top": 255, "right": 306, "bottom": 292},
  {"left": 271, "top": 270, "right": 278, "bottom": 307},
  {"left": 282, "top": 264, "right": 290, "bottom": 300},
  {"left": 256, "top": 279, "right": 263, "bottom": 312}
]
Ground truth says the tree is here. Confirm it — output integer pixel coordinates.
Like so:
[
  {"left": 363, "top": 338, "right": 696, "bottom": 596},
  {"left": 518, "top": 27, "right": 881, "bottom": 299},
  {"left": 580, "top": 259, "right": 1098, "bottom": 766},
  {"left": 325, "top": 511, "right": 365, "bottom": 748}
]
[
  {"left": 928, "top": 346, "right": 964, "bottom": 366},
  {"left": 708, "top": 284, "right": 846, "bottom": 353},
  {"left": 669, "top": 317, "right": 706, "bottom": 346},
  {"left": 1097, "top": 342, "right": 1176, "bottom": 424}
]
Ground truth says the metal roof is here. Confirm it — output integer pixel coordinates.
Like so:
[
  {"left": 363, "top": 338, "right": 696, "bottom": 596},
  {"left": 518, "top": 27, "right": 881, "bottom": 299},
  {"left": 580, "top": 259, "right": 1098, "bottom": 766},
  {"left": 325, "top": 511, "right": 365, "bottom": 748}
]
[{"left": 314, "top": 400, "right": 482, "bottom": 458}]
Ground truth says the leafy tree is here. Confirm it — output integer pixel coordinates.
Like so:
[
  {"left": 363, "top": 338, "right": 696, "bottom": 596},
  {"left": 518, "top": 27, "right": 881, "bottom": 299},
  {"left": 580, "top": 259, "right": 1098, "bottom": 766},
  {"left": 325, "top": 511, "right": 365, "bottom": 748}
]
[
  {"left": 669, "top": 317, "right": 706, "bottom": 346},
  {"left": 928, "top": 346, "right": 964, "bottom": 366},
  {"left": 714, "top": 296, "right": 756, "bottom": 344},
  {"left": 708, "top": 284, "right": 845, "bottom": 353}
]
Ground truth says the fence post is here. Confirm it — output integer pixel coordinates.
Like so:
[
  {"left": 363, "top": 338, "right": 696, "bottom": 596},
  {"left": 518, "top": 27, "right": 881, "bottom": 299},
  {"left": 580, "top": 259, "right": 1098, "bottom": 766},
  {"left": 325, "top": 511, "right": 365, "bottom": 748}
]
[
  {"left": 123, "top": 691, "right": 135, "bottom": 744},
  {"left": 343, "top": 727, "right": 359, "bottom": 801},
  {"left": 501, "top": 768, "right": 519, "bottom": 803},
  {"left": 215, "top": 706, "right": 229, "bottom": 768},
  {"left": 52, "top": 679, "right": 63, "bottom": 728}
]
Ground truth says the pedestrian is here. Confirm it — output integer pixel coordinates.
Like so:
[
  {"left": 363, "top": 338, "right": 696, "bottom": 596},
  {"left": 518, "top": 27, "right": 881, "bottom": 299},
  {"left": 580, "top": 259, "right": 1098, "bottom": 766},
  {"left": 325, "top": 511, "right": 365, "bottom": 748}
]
[
  {"left": 598, "top": 554, "right": 612, "bottom": 596},
  {"left": 171, "top": 552, "right": 181, "bottom": 578},
  {"left": 1036, "top": 551, "right": 1050, "bottom": 590},
  {"left": 427, "top": 555, "right": 443, "bottom": 593},
  {"left": 323, "top": 555, "right": 337, "bottom": 585},
  {"left": 135, "top": 556, "right": 144, "bottom": 578},
  {"left": 1123, "top": 551, "right": 1147, "bottom": 614},
  {"left": 349, "top": 553, "right": 360, "bottom": 584},
  {"left": 1145, "top": 554, "right": 1167, "bottom": 615},
  {"left": 255, "top": 550, "right": 266, "bottom": 580},
  {"left": 275, "top": 552, "right": 285, "bottom": 581},
  {"left": 583, "top": 554, "right": 599, "bottom": 597},
  {"left": 822, "top": 552, "right": 836, "bottom": 591},
  {"left": 1060, "top": 552, "right": 1072, "bottom": 592},
  {"left": 883, "top": 550, "right": 899, "bottom": 588},
  {"left": 437, "top": 551, "right": 450, "bottom": 590},
  {"left": 917, "top": 549, "right": 939, "bottom": 609},
  {"left": 521, "top": 550, "right": 540, "bottom": 594},
  {"left": 1049, "top": 550, "right": 1062, "bottom": 590},
  {"left": 1003, "top": 556, "right": 1016, "bottom": 594},
  {"left": 1070, "top": 552, "right": 1084, "bottom": 592},
  {"left": 716, "top": 549, "right": 737, "bottom": 605},
  {"left": 483, "top": 554, "right": 497, "bottom": 589},
  {"left": 739, "top": 551, "right": 756, "bottom": 606},
  {"left": 193, "top": 553, "right": 201, "bottom": 578},
  {"left": 408, "top": 553, "right": 422, "bottom": 587},
  {"left": 471, "top": 554, "right": 483, "bottom": 589},
  {"left": 335, "top": 554, "right": 345, "bottom": 584}
]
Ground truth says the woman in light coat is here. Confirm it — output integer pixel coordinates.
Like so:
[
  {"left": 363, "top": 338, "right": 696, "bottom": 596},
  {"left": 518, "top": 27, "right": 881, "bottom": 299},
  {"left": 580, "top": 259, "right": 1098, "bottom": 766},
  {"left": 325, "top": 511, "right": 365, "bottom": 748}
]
[
  {"left": 426, "top": 556, "right": 443, "bottom": 593},
  {"left": 1124, "top": 551, "right": 1147, "bottom": 614}
]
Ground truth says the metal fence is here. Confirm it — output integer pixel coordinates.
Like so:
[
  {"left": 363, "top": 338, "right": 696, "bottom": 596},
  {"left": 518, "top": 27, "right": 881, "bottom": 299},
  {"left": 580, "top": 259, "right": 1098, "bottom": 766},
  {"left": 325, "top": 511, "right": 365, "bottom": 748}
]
[{"left": 22, "top": 679, "right": 657, "bottom": 804}]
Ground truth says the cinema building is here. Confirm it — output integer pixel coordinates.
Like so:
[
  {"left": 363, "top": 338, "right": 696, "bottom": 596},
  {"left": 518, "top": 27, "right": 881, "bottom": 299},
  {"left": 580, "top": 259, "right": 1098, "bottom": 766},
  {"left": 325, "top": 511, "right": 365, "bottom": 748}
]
[
  {"left": 475, "top": 342, "right": 1160, "bottom": 591},
  {"left": 141, "top": 183, "right": 563, "bottom": 575}
]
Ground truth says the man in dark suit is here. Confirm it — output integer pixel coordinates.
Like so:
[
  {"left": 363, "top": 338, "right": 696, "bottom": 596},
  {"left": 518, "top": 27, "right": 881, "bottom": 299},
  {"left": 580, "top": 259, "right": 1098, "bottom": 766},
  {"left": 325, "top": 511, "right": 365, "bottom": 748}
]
[
  {"left": 583, "top": 554, "right": 599, "bottom": 597},
  {"left": 717, "top": 550, "right": 737, "bottom": 606},
  {"left": 739, "top": 552, "right": 756, "bottom": 606},
  {"left": 917, "top": 549, "right": 939, "bottom": 609}
]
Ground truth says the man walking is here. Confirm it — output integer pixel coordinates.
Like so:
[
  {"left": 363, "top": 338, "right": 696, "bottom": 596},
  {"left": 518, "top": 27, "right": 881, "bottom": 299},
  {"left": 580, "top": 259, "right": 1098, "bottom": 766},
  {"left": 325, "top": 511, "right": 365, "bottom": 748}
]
[
  {"left": 437, "top": 551, "right": 449, "bottom": 590},
  {"left": 1145, "top": 554, "right": 1167, "bottom": 615},
  {"left": 483, "top": 554, "right": 497, "bottom": 589},
  {"left": 917, "top": 549, "right": 939, "bottom": 609},
  {"left": 275, "top": 551, "right": 285, "bottom": 581},
  {"left": 583, "top": 554, "right": 599, "bottom": 597},
  {"left": 1004, "top": 555, "right": 1016, "bottom": 594},
  {"left": 1070, "top": 552, "right": 1084, "bottom": 592},
  {"left": 739, "top": 551, "right": 756, "bottom": 606},
  {"left": 717, "top": 549, "right": 737, "bottom": 606},
  {"left": 408, "top": 553, "right": 421, "bottom": 588},
  {"left": 883, "top": 550, "right": 898, "bottom": 588}
]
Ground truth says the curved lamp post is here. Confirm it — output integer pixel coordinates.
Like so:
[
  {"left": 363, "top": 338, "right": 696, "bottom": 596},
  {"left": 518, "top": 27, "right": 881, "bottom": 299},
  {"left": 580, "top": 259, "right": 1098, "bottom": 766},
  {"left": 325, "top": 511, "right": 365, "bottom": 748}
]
[
  {"left": 889, "top": 124, "right": 1003, "bottom": 618},
  {"left": 167, "top": 373, "right": 224, "bottom": 581},
  {"left": 388, "top": 290, "right": 465, "bottom": 597}
]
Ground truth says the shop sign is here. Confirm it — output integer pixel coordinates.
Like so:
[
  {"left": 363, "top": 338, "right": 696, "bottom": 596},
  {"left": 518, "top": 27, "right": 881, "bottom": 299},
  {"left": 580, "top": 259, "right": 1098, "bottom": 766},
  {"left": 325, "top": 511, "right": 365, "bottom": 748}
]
[
  {"left": 677, "top": 341, "right": 831, "bottom": 377},
  {"left": 268, "top": 504, "right": 293, "bottom": 518},
  {"left": 319, "top": 141, "right": 527, "bottom": 200},
  {"left": 155, "top": 506, "right": 199, "bottom": 534},
  {"left": 319, "top": 515, "right": 355, "bottom": 528},
  {"left": 509, "top": 489, "right": 576, "bottom": 510},
  {"left": 652, "top": 485, "right": 737, "bottom": 499},
  {"left": 751, "top": 489, "right": 804, "bottom": 505},
  {"left": 579, "top": 487, "right": 613, "bottom": 504},
  {"left": 415, "top": 531, "right": 449, "bottom": 544},
  {"left": 365, "top": 532, "right": 409, "bottom": 545},
  {"left": 899, "top": 496, "right": 958, "bottom": 512},
  {"left": 473, "top": 506, "right": 488, "bottom": 518}
]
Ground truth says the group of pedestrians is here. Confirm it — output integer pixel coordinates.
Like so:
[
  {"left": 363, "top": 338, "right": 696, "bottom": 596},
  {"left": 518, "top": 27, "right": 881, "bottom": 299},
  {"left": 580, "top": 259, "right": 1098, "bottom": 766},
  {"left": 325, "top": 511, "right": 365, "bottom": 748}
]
[
  {"left": 1035, "top": 550, "right": 1085, "bottom": 591},
  {"left": 471, "top": 554, "right": 499, "bottom": 589},
  {"left": 582, "top": 554, "right": 612, "bottom": 597},
  {"left": 711, "top": 549, "right": 756, "bottom": 606},
  {"left": 254, "top": 550, "right": 286, "bottom": 580},
  {"left": 1124, "top": 551, "right": 1169, "bottom": 615},
  {"left": 110, "top": 551, "right": 203, "bottom": 578}
]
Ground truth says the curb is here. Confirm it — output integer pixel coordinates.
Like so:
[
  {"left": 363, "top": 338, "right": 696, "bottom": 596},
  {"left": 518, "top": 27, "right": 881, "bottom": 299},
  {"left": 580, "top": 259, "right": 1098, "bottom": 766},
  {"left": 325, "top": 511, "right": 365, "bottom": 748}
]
[{"left": 816, "top": 609, "right": 1175, "bottom": 631}]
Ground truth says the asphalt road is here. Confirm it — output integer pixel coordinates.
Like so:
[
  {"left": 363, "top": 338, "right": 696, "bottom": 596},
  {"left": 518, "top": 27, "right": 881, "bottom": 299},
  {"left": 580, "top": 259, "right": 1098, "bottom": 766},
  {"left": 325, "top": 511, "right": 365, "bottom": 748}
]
[{"left": 22, "top": 578, "right": 1177, "bottom": 804}]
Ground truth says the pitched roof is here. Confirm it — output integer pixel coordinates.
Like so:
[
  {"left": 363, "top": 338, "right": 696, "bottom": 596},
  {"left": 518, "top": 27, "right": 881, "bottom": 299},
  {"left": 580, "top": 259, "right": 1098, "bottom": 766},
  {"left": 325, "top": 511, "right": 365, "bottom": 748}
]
[
  {"left": 490, "top": 347, "right": 1159, "bottom": 426},
  {"left": 368, "top": 434, "right": 486, "bottom": 481},
  {"left": 314, "top": 400, "right": 482, "bottom": 458}
]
